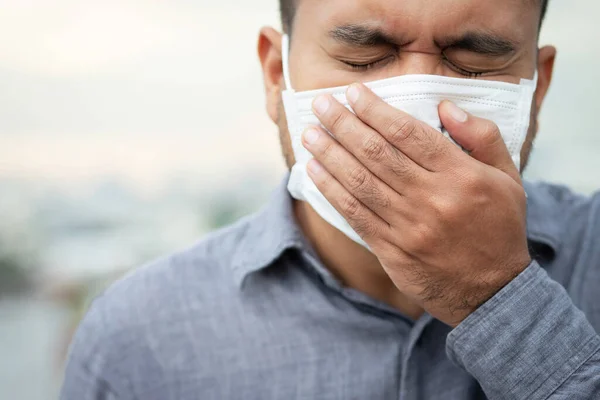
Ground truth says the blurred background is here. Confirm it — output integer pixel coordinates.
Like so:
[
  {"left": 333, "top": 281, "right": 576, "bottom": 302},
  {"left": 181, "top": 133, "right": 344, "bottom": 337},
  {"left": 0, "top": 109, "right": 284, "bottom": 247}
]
[{"left": 0, "top": 0, "right": 598, "bottom": 398}]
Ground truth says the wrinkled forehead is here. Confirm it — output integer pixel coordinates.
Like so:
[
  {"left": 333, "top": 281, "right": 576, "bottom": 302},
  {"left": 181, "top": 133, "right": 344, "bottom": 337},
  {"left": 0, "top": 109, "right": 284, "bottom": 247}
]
[{"left": 293, "top": 0, "right": 540, "bottom": 41}]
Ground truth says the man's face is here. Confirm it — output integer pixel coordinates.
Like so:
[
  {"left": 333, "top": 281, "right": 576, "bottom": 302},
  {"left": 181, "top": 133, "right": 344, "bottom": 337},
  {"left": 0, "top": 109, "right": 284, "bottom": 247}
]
[{"left": 259, "top": 0, "right": 555, "bottom": 171}]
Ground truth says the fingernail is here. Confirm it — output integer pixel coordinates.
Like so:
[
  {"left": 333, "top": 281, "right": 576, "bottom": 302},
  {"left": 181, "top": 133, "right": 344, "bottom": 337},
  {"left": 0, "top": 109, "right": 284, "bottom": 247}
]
[
  {"left": 313, "top": 95, "right": 330, "bottom": 115},
  {"left": 346, "top": 84, "right": 360, "bottom": 104},
  {"left": 446, "top": 101, "right": 468, "bottom": 123},
  {"left": 303, "top": 128, "right": 321, "bottom": 145},
  {"left": 307, "top": 159, "right": 323, "bottom": 175}
]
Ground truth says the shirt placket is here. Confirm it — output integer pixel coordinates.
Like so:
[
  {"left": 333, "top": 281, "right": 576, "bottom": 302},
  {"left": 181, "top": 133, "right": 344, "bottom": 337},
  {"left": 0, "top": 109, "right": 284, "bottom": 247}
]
[
  {"left": 398, "top": 315, "right": 434, "bottom": 400},
  {"left": 300, "top": 249, "right": 435, "bottom": 399}
]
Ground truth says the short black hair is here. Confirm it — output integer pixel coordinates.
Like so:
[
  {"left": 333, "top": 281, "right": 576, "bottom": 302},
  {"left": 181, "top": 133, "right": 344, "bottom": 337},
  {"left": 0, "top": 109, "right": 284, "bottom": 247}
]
[
  {"left": 540, "top": 0, "right": 549, "bottom": 23},
  {"left": 279, "top": 0, "right": 549, "bottom": 34}
]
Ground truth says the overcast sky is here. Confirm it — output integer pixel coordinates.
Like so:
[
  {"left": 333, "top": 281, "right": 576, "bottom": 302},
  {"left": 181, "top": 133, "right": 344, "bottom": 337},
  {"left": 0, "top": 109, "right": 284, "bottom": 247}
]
[{"left": 0, "top": 0, "right": 598, "bottom": 192}]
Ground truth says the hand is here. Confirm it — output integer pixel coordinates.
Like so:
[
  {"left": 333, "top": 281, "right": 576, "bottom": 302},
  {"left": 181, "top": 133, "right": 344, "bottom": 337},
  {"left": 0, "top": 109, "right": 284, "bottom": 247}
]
[{"left": 302, "top": 83, "right": 532, "bottom": 327}]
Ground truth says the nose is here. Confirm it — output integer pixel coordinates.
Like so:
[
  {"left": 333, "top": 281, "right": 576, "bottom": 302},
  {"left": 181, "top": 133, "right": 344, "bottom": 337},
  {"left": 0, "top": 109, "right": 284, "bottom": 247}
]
[{"left": 389, "top": 51, "right": 441, "bottom": 77}]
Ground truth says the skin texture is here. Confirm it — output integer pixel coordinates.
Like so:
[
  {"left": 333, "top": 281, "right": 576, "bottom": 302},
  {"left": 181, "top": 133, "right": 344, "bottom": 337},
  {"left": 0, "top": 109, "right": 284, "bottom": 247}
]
[{"left": 257, "top": 0, "right": 556, "bottom": 325}]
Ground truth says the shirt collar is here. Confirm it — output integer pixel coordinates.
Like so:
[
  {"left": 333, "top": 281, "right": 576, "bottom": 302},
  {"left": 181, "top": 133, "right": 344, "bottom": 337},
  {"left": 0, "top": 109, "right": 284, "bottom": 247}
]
[
  {"left": 232, "top": 176, "right": 562, "bottom": 286},
  {"left": 231, "top": 174, "right": 306, "bottom": 287}
]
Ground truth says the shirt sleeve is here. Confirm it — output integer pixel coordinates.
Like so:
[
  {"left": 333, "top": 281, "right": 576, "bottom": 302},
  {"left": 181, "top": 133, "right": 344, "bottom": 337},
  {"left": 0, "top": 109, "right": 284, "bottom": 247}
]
[
  {"left": 446, "top": 261, "right": 600, "bottom": 400},
  {"left": 60, "top": 359, "right": 119, "bottom": 400},
  {"left": 59, "top": 296, "right": 123, "bottom": 400}
]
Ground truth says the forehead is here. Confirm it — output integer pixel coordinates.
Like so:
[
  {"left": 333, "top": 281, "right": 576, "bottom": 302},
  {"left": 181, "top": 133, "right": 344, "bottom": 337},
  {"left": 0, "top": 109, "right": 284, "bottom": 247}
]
[{"left": 295, "top": 0, "right": 540, "bottom": 41}]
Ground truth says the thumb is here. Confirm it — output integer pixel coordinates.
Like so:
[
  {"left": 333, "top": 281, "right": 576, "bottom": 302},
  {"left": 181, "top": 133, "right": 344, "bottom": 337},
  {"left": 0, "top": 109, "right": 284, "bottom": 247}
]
[{"left": 439, "top": 100, "right": 521, "bottom": 183}]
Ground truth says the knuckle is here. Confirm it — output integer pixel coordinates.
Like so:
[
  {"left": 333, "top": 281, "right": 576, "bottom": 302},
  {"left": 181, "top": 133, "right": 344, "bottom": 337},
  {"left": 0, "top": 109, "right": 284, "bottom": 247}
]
[
  {"left": 406, "top": 222, "right": 434, "bottom": 253},
  {"left": 341, "top": 194, "right": 362, "bottom": 218},
  {"left": 369, "top": 186, "right": 392, "bottom": 210},
  {"left": 430, "top": 195, "right": 461, "bottom": 223},
  {"left": 347, "top": 166, "right": 392, "bottom": 210},
  {"left": 460, "top": 167, "right": 483, "bottom": 189},
  {"left": 362, "top": 137, "right": 387, "bottom": 162},
  {"left": 479, "top": 121, "right": 502, "bottom": 144},
  {"left": 347, "top": 166, "right": 370, "bottom": 192},
  {"left": 387, "top": 116, "right": 418, "bottom": 143},
  {"left": 390, "top": 151, "right": 415, "bottom": 180},
  {"left": 330, "top": 110, "right": 351, "bottom": 133},
  {"left": 354, "top": 218, "right": 378, "bottom": 238},
  {"left": 429, "top": 134, "right": 449, "bottom": 158},
  {"left": 375, "top": 191, "right": 392, "bottom": 209},
  {"left": 319, "top": 140, "right": 335, "bottom": 159},
  {"left": 414, "top": 128, "right": 445, "bottom": 160},
  {"left": 420, "top": 139, "right": 439, "bottom": 160},
  {"left": 347, "top": 210, "right": 379, "bottom": 238},
  {"left": 358, "top": 98, "right": 377, "bottom": 118}
]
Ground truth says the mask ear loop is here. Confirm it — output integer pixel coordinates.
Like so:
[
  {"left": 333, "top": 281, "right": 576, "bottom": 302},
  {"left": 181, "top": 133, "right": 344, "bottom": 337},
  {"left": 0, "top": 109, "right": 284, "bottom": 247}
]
[
  {"left": 281, "top": 34, "right": 294, "bottom": 91},
  {"left": 522, "top": 71, "right": 538, "bottom": 90}
]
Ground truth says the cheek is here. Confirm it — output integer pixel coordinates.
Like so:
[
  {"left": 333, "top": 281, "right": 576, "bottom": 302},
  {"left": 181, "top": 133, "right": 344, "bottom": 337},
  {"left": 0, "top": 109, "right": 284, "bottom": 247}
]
[
  {"left": 519, "top": 102, "right": 538, "bottom": 171},
  {"left": 277, "top": 99, "right": 296, "bottom": 169},
  {"left": 527, "top": 96, "right": 539, "bottom": 141},
  {"left": 290, "top": 51, "right": 348, "bottom": 91},
  {"left": 286, "top": 32, "right": 355, "bottom": 91}
]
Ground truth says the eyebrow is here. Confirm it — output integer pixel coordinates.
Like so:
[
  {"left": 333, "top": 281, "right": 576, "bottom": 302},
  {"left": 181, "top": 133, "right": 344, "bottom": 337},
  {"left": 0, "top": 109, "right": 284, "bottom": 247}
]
[
  {"left": 329, "top": 24, "right": 397, "bottom": 47},
  {"left": 437, "top": 32, "right": 518, "bottom": 56},
  {"left": 329, "top": 25, "right": 518, "bottom": 57}
]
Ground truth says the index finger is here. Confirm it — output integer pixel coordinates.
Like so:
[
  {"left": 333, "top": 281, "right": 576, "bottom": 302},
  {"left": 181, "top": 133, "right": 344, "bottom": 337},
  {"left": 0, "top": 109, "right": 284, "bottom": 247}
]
[{"left": 346, "top": 82, "right": 461, "bottom": 171}]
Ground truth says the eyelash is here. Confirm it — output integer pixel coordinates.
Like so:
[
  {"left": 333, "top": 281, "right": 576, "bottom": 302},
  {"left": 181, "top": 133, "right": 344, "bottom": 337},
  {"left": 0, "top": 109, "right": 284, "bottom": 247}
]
[
  {"left": 342, "top": 54, "right": 485, "bottom": 78},
  {"left": 342, "top": 55, "right": 394, "bottom": 71},
  {"left": 441, "top": 53, "right": 484, "bottom": 78}
]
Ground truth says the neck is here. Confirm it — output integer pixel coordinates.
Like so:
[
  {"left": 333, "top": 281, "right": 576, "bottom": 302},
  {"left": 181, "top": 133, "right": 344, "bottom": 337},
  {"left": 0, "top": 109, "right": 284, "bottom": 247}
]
[{"left": 294, "top": 200, "right": 424, "bottom": 320}]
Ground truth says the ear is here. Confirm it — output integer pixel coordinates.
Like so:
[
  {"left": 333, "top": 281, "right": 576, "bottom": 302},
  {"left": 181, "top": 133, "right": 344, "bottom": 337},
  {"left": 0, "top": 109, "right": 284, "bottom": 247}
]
[
  {"left": 533, "top": 45, "right": 557, "bottom": 115},
  {"left": 258, "top": 27, "right": 284, "bottom": 124}
]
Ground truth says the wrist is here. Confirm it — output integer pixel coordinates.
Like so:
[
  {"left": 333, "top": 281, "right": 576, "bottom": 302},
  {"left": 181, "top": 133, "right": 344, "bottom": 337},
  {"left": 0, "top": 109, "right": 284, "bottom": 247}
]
[{"left": 447, "top": 254, "right": 532, "bottom": 327}]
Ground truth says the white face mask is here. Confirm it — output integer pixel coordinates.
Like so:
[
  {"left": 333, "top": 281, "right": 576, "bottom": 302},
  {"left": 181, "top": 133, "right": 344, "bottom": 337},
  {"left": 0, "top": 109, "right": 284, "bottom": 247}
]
[{"left": 280, "top": 34, "right": 538, "bottom": 248}]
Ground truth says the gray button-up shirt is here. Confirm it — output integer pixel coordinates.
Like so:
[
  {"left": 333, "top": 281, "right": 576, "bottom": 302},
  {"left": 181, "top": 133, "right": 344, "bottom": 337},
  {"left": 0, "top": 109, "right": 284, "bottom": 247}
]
[{"left": 60, "top": 177, "right": 600, "bottom": 400}]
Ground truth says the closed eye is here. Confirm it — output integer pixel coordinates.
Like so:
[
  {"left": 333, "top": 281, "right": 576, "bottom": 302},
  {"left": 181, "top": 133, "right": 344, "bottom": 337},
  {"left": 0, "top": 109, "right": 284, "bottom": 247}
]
[
  {"left": 441, "top": 53, "right": 485, "bottom": 78},
  {"left": 340, "top": 54, "right": 395, "bottom": 71}
]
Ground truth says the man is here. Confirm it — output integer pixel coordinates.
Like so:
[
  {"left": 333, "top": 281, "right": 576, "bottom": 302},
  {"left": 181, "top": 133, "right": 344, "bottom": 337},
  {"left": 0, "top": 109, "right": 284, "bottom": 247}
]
[{"left": 61, "top": 0, "right": 600, "bottom": 399}]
